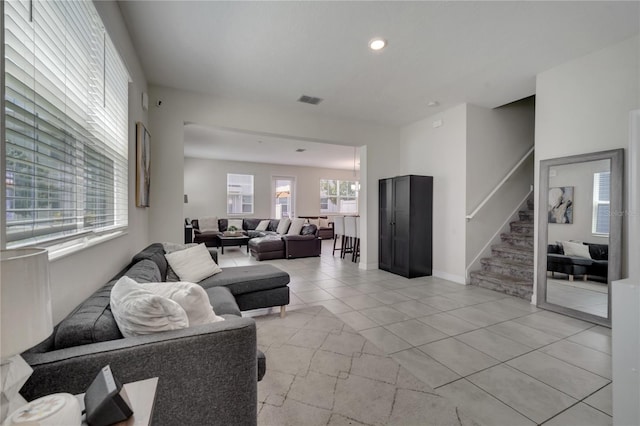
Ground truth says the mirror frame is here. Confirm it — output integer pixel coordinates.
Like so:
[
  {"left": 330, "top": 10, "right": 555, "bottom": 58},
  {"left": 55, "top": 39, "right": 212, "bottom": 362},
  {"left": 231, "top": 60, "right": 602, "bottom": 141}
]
[{"left": 537, "top": 148, "right": 624, "bottom": 327}]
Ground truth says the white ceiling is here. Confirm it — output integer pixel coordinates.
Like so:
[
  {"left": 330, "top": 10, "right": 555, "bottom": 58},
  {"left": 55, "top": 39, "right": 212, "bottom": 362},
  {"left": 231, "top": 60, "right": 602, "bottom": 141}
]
[
  {"left": 184, "top": 124, "right": 360, "bottom": 170},
  {"left": 118, "top": 1, "right": 639, "bottom": 168}
]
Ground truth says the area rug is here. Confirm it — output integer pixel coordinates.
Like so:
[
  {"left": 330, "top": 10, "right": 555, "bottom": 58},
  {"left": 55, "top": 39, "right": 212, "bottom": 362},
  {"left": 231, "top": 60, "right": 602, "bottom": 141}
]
[{"left": 254, "top": 306, "right": 477, "bottom": 426}]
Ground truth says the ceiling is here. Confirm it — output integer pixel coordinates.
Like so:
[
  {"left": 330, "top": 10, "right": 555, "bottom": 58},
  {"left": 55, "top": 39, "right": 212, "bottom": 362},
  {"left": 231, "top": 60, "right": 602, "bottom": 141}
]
[
  {"left": 119, "top": 1, "right": 639, "bottom": 168},
  {"left": 184, "top": 124, "right": 360, "bottom": 170}
]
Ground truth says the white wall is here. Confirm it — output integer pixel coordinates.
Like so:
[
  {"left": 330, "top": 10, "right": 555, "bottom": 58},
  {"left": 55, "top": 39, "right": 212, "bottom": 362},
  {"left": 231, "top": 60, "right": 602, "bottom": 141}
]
[
  {"left": 46, "top": 1, "right": 150, "bottom": 322},
  {"left": 465, "top": 100, "right": 536, "bottom": 278},
  {"left": 533, "top": 35, "right": 640, "bottom": 302},
  {"left": 148, "top": 86, "right": 401, "bottom": 269},
  {"left": 184, "top": 157, "right": 358, "bottom": 219},
  {"left": 548, "top": 159, "right": 610, "bottom": 245},
  {"left": 399, "top": 104, "right": 468, "bottom": 283}
]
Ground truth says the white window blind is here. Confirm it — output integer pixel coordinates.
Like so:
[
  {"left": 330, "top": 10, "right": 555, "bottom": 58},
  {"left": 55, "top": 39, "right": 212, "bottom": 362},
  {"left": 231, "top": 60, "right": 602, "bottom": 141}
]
[
  {"left": 227, "top": 174, "right": 254, "bottom": 214},
  {"left": 592, "top": 171, "right": 610, "bottom": 235},
  {"left": 4, "top": 0, "right": 129, "bottom": 248}
]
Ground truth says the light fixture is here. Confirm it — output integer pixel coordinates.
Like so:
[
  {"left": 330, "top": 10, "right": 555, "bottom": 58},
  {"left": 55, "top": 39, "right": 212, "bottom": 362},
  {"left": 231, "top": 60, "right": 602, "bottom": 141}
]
[
  {"left": 369, "top": 38, "right": 387, "bottom": 51},
  {"left": 427, "top": 101, "right": 439, "bottom": 107},
  {"left": 0, "top": 249, "right": 62, "bottom": 423},
  {"left": 296, "top": 148, "right": 306, "bottom": 153}
]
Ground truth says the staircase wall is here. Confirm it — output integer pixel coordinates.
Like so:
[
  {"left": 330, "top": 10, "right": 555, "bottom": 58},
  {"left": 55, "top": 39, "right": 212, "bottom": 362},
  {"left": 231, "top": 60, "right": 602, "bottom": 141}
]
[{"left": 465, "top": 100, "right": 536, "bottom": 281}]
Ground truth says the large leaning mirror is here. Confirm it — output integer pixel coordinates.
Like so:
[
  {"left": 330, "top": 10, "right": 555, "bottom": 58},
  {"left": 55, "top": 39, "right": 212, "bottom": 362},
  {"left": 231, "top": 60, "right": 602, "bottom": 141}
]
[{"left": 537, "top": 149, "right": 624, "bottom": 327}]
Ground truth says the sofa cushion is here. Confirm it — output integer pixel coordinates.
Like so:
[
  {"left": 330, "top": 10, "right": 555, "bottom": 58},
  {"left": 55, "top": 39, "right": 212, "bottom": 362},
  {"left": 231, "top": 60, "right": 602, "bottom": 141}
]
[
  {"left": 249, "top": 236, "right": 284, "bottom": 252},
  {"left": 111, "top": 276, "right": 189, "bottom": 337},
  {"left": 205, "top": 286, "right": 242, "bottom": 316},
  {"left": 199, "top": 216, "right": 219, "bottom": 232},
  {"left": 165, "top": 243, "right": 222, "bottom": 282},
  {"left": 587, "top": 243, "right": 608, "bottom": 260},
  {"left": 144, "top": 281, "right": 225, "bottom": 326},
  {"left": 562, "top": 241, "right": 591, "bottom": 259},
  {"left": 301, "top": 224, "right": 317, "bottom": 236},
  {"left": 268, "top": 219, "right": 280, "bottom": 232},
  {"left": 131, "top": 243, "right": 169, "bottom": 280},
  {"left": 287, "top": 218, "right": 306, "bottom": 235},
  {"left": 125, "top": 258, "right": 163, "bottom": 283},
  {"left": 255, "top": 220, "right": 270, "bottom": 231},
  {"left": 162, "top": 242, "right": 198, "bottom": 281},
  {"left": 243, "top": 218, "right": 263, "bottom": 230},
  {"left": 198, "top": 265, "right": 290, "bottom": 296},
  {"left": 276, "top": 218, "right": 291, "bottom": 235},
  {"left": 53, "top": 280, "right": 123, "bottom": 350}
]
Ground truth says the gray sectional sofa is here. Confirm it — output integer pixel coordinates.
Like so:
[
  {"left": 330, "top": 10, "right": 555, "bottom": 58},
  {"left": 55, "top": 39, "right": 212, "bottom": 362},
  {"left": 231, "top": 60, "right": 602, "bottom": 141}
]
[{"left": 21, "top": 243, "right": 290, "bottom": 426}]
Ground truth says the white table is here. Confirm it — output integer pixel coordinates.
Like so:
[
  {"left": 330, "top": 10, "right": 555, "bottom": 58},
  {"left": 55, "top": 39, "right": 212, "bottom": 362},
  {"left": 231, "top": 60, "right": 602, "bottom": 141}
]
[{"left": 76, "top": 377, "right": 158, "bottom": 426}]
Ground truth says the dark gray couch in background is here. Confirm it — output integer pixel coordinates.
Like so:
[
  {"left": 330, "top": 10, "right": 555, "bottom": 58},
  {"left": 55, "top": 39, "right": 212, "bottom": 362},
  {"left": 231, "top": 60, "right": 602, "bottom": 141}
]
[{"left": 21, "top": 243, "right": 291, "bottom": 425}]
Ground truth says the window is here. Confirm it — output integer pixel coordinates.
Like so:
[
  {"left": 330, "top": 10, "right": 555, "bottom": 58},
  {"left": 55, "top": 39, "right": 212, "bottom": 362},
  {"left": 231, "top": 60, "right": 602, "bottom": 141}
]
[
  {"left": 592, "top": 171, "right": 610, "bottom": 235},
  {"left": 4, "top": 0, "right": 129, "bottom": 249},
  {"left": 320, "top": 179, "right": 359, "bottom": 214},
  {"left": 227, "top": 174, "right": 254, "bottom": 214}
]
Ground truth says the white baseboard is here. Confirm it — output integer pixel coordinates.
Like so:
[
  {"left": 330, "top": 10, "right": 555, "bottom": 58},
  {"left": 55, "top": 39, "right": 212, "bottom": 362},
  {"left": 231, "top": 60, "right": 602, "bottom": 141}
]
[
  {"left": 432, "top": 270, "right": 466, "bottom": 285},
  {"left": 360, "top": 262, "right": 379, "bottom": 271}
]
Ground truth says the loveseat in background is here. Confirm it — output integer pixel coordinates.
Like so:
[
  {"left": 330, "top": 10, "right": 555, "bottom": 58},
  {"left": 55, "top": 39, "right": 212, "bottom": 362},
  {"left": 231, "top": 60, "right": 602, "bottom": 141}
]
[{"left": 21, "top": 243, "right": 290, "bottom": 425}]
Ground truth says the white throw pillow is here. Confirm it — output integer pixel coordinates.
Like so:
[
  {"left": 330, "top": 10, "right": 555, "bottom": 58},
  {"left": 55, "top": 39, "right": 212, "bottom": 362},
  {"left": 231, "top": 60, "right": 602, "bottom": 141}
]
[
  {"left": 255, "top": 220, "right": 270, "bottom": 231},
  {"left": 143, "top": 281, "right": 225, "bottom": 325},
  {"left": 308, "top": 218, "right": 320, "bottom": 227},
  {"left": 562, "top": 241, "right": 592, "bottom": 259},
  {"left": 227, "top": 219, "right": 243, "bottom": 231},
  {"left": 319, "top": 218, "right": 330, "bottom": 228},
  {"left": 165, "top": 243, "right": 222, "bottom": 282},
  {"left": 162, "top": 242, "right": 198, "bottom": 282},
  {"left": 287, "top": 218, "right": 306, "bottom": 235},
  {"left": 276, "top": 218, "right": 291, "bottom": 235},
  {"left": 110, "top": 276, "right": 188, "bottom": 337},
  {"left": 199, "top": 216, "right": 219, "bottom": 232}
]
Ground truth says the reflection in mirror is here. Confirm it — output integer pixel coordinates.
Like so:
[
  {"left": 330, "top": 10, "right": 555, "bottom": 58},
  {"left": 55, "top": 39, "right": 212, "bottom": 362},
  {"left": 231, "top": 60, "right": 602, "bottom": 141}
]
[
  {"left": 537, "top": 149, "right": 623, "bottom": 327},
  {"left": 546, "top": 159, "right": 610, "bottom": 318}
]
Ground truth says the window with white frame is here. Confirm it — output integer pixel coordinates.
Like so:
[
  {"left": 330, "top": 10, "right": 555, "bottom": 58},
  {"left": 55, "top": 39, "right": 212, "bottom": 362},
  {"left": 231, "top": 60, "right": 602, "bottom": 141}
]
[
  {"left": 227, "top": 174, "right": 254, "bottom": 214},
  {"left": 592, "top": 171, "right": 610, "bottom": 235},
  {"left": 320, "top": 179, "right": 359, "bottom": 214},
  {"left": 4, "top": 0, "right": 130, "bottom": 249}
]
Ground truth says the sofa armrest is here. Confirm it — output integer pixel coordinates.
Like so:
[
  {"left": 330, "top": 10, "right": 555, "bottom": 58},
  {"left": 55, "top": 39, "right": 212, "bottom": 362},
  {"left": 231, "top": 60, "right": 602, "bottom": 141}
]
[
  {"left": 283, "top": 235, "right": 321, "bottom": 258},
  {"left": 22, "top": 317, "right": 258, "bottom": 426}
]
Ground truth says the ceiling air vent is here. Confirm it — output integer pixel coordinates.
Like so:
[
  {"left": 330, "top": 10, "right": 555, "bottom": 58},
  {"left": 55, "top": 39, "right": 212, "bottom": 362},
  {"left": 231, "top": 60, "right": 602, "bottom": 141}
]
[{"left": 298, "top": 95, "right": 323, "bottom": 105}]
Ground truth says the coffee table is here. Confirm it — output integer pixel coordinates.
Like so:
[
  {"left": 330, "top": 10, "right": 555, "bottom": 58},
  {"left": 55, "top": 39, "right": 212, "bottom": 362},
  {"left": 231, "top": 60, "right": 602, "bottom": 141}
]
[{"left": 216, "top": 235, "right": 251, "bottom": 254}]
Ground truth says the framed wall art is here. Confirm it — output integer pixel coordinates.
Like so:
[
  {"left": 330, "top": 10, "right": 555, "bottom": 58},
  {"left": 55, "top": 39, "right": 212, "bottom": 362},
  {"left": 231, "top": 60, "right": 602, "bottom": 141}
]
[{"left": 136, "top": 122, "right": 151, "bottom": 207}]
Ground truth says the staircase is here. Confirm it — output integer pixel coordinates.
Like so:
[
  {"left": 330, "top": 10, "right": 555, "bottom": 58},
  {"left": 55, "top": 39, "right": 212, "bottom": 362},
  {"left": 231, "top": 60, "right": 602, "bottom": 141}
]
[{"left": 470, "top": 198, "right": 534, "bottom": 299}]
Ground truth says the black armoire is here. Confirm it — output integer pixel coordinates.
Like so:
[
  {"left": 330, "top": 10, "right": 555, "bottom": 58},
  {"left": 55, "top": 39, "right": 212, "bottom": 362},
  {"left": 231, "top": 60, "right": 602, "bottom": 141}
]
[{"left": 379, "top": 175, "right": 433, "bottom": 278}]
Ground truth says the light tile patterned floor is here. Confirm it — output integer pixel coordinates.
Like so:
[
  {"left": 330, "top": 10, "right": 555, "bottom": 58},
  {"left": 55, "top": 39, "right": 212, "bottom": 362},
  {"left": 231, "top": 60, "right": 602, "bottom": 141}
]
[{"left": 218, "top": 241, "right": 612, "bottom": 426}]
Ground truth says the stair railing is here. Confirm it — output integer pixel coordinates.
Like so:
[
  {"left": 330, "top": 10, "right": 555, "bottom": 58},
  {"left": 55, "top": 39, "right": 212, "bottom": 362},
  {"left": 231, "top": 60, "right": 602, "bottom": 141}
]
[
  {"left": 466, "top": 146, "right": 534, "bottom": 221},
  {"left": 465, "top": 191, "right": 533, "bottom": 281}
]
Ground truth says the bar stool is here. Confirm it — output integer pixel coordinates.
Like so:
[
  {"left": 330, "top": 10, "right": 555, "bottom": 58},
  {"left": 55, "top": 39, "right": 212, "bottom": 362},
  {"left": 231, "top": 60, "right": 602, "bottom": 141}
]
[
  {"left": 332, "top": 216, "right": 345, "bottom": 256},
  {"left": 343, "top": 216, "right": 357, "bottom": 260},
  {"left": 352, "top": 216, "right": 360, "bottom": 263}
]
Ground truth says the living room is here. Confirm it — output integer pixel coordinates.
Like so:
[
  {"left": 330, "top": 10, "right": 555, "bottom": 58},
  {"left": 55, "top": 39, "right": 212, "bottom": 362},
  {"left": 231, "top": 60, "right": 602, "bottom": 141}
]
[{"left": 2, "top": 1, "right": 639, "bottom": 425}]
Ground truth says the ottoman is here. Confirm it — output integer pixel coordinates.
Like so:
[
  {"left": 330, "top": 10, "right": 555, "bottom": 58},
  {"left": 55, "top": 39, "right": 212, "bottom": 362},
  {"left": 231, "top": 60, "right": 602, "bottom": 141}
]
[{"left": 249, "top": 235, "right": 285, "bottom": 261}]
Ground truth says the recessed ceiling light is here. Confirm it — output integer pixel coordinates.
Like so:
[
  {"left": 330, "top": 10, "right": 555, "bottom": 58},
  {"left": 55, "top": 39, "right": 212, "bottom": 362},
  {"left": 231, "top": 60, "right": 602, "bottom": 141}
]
[
  {"left": 296, "top": 148, "right": 306, "bottom": 153},
  {"left": 369, "top": 38, "right": 387, "bottom": 51},
  {"left": 427, "top": 101, "right": 439, "bottom": 107}
]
